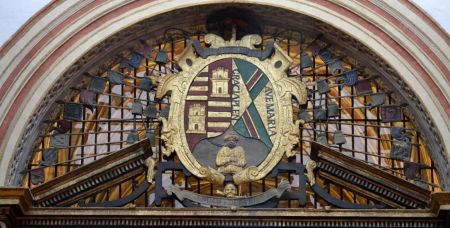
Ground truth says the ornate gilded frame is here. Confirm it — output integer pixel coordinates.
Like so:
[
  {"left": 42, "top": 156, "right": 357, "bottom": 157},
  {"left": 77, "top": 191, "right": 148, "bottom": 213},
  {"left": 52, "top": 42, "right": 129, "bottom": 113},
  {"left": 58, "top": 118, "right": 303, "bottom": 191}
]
[{"left": 156, "top": 34, "right": 307, "bottom": 184}]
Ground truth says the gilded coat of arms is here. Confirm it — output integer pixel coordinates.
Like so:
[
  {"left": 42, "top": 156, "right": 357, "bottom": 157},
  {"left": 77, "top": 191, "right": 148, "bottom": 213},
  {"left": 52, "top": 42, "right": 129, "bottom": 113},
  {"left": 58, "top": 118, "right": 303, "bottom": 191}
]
[{"left": 156, "top": 32, "right": 307, "bottom": 187}]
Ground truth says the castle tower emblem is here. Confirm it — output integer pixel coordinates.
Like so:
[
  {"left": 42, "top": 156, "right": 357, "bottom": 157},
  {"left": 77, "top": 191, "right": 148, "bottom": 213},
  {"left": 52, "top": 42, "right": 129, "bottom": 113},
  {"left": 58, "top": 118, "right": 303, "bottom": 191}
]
[
  {"left": 211, "top": 67, "right": 230, "bottom": 97},
  {"left": 156, "top": 32, "right": 307, "bottom": 187},
  {"left": 186, "top": 104, "right": 206, "bottom": 134}
]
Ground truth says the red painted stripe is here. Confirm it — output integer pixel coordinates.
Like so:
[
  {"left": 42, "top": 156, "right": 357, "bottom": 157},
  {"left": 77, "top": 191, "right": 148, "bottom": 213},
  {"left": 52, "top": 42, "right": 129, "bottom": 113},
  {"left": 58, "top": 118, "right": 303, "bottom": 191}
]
[
  {"left": 207, "top": 127, "right": 229, "bottom": 132},
  {"left": 208, "top": 96, "right": 231, "bottom": 102},
  {"left": 207, "top": 106, "right": 231, "bottom": 112},
  {"left": 207, "top": 117, "right": 230, "bottom": 122},
  {"left": 0, "top": 0, "right": 152, "bottom": 143},
  {"left": 190, "top": 81, "right": 209, "bottom": 87},
  {"left": 0, "top": 0, "right": 108, "bottom": 100},
  {"left": 363, "top": 1, "right": 449, "bottom": 81},
  {"left": 401, "top": 1, "right": 449, "bottom": 46},
  {"left": 312, "top": 0, "right": 450, "bottom": 118},
  {"left": 0, "top": 1, "right": 61, "bottom": 55},
  {"left": 1, "top": 0, "right": 449, "bottom": 148},
  {"left": 186, "top": 133, "right": 207, "bottom": 151},
  {"left": 187, "top": 90, "right": 208, "bottom": 96},
  {"left": 242, "top": 111, "right": 258, "bottom": 138},
  {"left": 245, "top": 70, "right": 263, "bottom": 91}
]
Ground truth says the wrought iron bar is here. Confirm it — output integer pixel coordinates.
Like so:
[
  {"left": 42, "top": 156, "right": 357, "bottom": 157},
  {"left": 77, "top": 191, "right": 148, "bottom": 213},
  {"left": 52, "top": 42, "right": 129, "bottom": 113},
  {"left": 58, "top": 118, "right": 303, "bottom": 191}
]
[
  {"left": 299, "top": 127, "right": 420, "bottom": 146},
  {"left": 26, "top": 150, "right": 120, "bottom": 172},
  {"left": 39, "top": 125, "right": 155, "bottom": 138},
  {"left": 308, "top": 92, "right": 392, "bottom": 101},
  {"left": 301, "top": 139, "right": 391, "bottom": 159},
  {"left": 304, "top": 121, "right": 417, "bottom": 131},
  {"left": 56, "top": 100, "right": 133, "bottom": 110},
  {"left": 44, "top": 118, "right": 160, "bottom": 123},
  {"left": 33, "top": 140, "right": 129, "bottom": 152},
  {"left": 292, "top": 68, "right": 360, "bottom": 79},
  {"left": 292, "top": 55, "right": 346, "bottom": 74}
]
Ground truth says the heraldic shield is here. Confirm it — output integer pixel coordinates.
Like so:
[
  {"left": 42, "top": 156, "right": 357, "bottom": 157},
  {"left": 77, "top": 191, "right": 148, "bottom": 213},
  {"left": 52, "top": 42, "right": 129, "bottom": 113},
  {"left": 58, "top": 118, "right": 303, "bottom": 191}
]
[{"left": 156, "top": 33, "right": 307, "bottom": 185}]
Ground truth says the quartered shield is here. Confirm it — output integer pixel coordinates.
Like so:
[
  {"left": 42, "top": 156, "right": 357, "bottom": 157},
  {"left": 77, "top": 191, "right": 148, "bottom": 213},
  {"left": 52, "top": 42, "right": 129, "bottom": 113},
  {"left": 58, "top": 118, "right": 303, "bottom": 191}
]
[
  {"left": 333, "top": 130, "right": 346, "bottom": 145},
  {"left": 30, "top": 167, "right": 45, "bottom": 185},
  {"left": 316, "top": 80, "right": 330, "bottom": 94},
  {"left": 391, "top": 126, "right": 411, "bottom": 140},
  {"left": 327, "top": 103, "right": 339, "bottom": 117},
  {"left": 185, "top": 58, "right": 275, "bottom": 166},
  {"left": 137, "top": 77, "right": 153, "bottom": 92},
  {"left": 129, "top": 52, "right": 144, "bottom": 69},
  {"left": 356, "top": 78, "right": 372, "bottom": 95},
  {"left": 145, "top": 103, "right": 158, "bottom": 118},
  {"left": 368, "top": 93, "right": 386, "bottom": 109},
  {"left": 126, "top": 130, "right": 139, "bottom": 144},
  {"left": 307, "top": 42, "right": 320, "bottom": 56},
  {"left": 336, "top": 70, "right": 357, "bottom": 88},
  {"left": 107, "top": 70, "right": 125, "bottom": 85},
  {"left": 50, "top": 134, "right": 70, "bottom": 148},
  {"left": 298, "top": 109, "right": 312, "bottom": 123},
  {"left": 329, "top": 59, "right": 344, "bottom": 75},
  {"left": 318, "top": 50, "right": 333, "bottom": 63},
  {"left": 89, "top": 77, "right": 107, "bottom": 94},
  {"left": 131, "top": 102, "right": 144, "bottom": 115},
  {"left": 80, "top": 89, "right": 96, "bottom": 111},
  {"left": 316, "top": 132, "right": 328, "bottom": 146},
  {"left": 390, "top": 138, "right": 412, "bottom": 161},
  {"left": 42, "top": 148, "right": 58, "bottom": 165},
  {"left": 64, "top": 103, "right": 82, "bottom": 121},
  {"left": 52, "top": 119, "right": 71, "bottom": 134},
  {"left": 403, "top": 161, "right": 427, "bottom": 180},
  {"left": 155, "top": 34, "right": 307, "bottom": 185},
  {"left": 382, "top": 105, "right": 402, "bottom": 122},
  {"left": 300, "top": 53, "right": 313, "bottom": 69},
  {"left": 313, "top": 106, "right": 327, "bottom": 121},
  {"left": 155, "top": 49, "right": 168, "bottom": 65}
]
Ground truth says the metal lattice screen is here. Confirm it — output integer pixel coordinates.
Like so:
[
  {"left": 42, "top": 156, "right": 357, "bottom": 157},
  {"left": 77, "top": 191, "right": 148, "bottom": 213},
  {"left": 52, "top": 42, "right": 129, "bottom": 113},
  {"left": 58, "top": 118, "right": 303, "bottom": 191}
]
[{"left": 22, "top": 27, "right": 440, "bottom": 209}]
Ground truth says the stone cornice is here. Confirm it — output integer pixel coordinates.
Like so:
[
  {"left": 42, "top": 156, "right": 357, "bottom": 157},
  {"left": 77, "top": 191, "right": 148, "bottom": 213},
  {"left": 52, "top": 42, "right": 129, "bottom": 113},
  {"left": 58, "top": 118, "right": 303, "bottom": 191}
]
[
  {"left": 0, "top": 0, "right": 448, "bottom": 190},
  {"left": 0, "top": 189, "right": 449, "bottom": 227}
]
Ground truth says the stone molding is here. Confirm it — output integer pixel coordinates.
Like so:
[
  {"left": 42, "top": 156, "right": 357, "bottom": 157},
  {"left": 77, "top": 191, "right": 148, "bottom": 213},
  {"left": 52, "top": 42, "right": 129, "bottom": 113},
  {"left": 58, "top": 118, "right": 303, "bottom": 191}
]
[{"left": 0, "top": 0, "right": 448, "bottom": 188}]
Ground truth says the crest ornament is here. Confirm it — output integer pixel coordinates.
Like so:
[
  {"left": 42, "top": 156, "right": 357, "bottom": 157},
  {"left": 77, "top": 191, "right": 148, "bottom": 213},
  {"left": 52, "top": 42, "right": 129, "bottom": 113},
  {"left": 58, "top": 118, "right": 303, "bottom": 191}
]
[{"left": 156, "top": 33, "right": 307, "bottom": 185}]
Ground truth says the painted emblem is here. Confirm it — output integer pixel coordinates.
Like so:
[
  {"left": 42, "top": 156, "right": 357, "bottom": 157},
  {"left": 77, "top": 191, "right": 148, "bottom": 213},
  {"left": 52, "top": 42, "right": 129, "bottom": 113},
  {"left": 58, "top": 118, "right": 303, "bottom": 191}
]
[{"left": 156, "top": 33, "right": 307, "bottom": 185}]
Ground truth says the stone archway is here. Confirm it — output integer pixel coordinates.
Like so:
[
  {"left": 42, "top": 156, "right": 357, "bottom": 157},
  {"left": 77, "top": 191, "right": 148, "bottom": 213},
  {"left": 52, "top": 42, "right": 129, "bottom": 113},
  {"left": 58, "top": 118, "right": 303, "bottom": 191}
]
[{"left": 0, "top": 0, "right": 448, "bottom": 188}]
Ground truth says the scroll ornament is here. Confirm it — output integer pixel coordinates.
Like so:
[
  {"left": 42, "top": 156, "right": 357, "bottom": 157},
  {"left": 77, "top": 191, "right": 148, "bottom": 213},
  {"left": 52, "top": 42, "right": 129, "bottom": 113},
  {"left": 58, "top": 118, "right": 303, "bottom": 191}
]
[
  {"left": 305, "top": 160, "right": 317, "bottom": 186},
  {"left": 155, "top": 33, "right": 308, "bottom": 185},
  {"left": 158, "top": 116, "right": 179, "bottom": 157},
  {"left": 145, "top": 157, "right": 157, "bottom": 183}
]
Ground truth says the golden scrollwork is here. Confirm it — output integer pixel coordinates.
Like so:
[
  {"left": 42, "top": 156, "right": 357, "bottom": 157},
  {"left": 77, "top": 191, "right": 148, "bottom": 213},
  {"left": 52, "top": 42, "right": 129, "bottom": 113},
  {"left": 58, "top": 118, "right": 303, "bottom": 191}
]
[
  {"left": 282, "top": 120, "right": 303, "bottom": 158},
  {"left": 275, "top": 77, "right": 307, "bottom": 105},
  {"left": 156, "top": 33, "right": 308, "bottom": 185},
  {"left": 233, "top": 166, "right": 259, "bottom": 185},
  {"left": 204, "top": 33, "right": 262, "bottom": 49},
  {"left": 144, "top": 157, "right": 156, "bottom": 183},
  {"left": 157, "top": 117, "right": 179, "bottom": 157},
  {"left": 199, "top": 165, "right": 225, "bottom": 185},
  {"left": 305, "top": 160, "right": 317, "bottom": 186}
]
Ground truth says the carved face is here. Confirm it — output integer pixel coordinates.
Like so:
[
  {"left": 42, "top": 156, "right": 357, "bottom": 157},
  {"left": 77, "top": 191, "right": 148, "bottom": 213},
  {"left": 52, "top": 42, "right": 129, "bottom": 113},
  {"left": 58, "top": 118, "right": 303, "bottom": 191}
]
[
  {"left": 159, "top": 34, "right": 306, "bottom": 185},
  {"left": 223, "top": 183, "right": 237, "bottom": 197},
  {"left": 225, "top": 139, "right": 237, "bottom": 149}
]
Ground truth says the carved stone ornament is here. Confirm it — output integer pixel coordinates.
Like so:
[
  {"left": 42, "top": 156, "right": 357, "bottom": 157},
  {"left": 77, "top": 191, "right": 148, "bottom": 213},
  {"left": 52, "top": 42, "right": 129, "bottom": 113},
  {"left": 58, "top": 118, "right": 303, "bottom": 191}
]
[
  {"left": 305, "top": 160, "right": 317, "bottom": 186},
  {"left": 145, "top": 157, "right": 156, "bottom": 183},
  {"left": 156, "top": 33, "right": 307, "bottom": 185},
  {"left": 165, "top": 180, "right": 291, "bottom": 208}
]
